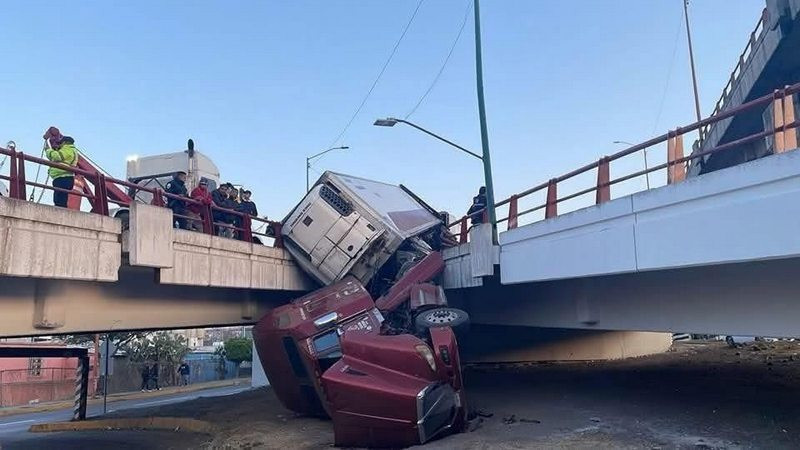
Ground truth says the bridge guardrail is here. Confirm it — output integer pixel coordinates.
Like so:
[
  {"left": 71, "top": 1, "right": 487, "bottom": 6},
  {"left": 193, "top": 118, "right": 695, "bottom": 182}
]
[
  {"left": 0, "top": 149, "right": 283, "bottom": 248},
  {"left": 448, "top": 82, "right": 800, "bottom": 243},
  {"left": 699, "top": 8, "right": 769, "bottom": 142}
]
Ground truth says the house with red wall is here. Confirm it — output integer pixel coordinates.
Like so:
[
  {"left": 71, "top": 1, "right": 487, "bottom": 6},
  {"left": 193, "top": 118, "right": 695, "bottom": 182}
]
[{"left": 0, "top": 342, "right": 98, "bottom": 407}]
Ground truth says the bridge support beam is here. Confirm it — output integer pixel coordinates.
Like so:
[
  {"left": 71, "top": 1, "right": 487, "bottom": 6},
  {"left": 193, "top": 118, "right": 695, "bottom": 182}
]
[
  {"left": 450, "top": 257, "right": 800, "bottom": 338},
  {"left": 0, "top": 266, "right": 299, "bottom": 338}
]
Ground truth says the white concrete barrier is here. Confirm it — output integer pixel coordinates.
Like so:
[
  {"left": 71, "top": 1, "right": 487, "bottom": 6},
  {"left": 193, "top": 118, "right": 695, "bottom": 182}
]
[
  {"left": 0, "top": 197, "right": 121, "bottom": 281},
  {"left": 500, "top": 149, "right": 800, "bottom": 284}
]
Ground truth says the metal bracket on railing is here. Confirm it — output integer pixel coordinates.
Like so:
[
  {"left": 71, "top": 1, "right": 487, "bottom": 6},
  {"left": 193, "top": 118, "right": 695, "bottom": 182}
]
[
  {"left": 545, "top": 179, "right": 558, "bottom": 219},
  {"left": 596, "top": 157, "right": 610, "bottom": 204}
]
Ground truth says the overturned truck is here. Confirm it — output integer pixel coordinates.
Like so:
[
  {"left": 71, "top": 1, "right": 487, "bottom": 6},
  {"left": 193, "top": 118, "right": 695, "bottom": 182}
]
[{"left": 254, "top": 172, "right": 468, "bottom": 447}]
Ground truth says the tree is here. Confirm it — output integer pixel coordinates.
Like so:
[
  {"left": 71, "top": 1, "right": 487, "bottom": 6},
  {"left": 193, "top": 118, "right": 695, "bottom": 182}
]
[
  {"left": 63, "top": 332, "right": 146, "bottom": 356},
  {"left": 223, "top": 337, "right": 252, "bottom": 377}
]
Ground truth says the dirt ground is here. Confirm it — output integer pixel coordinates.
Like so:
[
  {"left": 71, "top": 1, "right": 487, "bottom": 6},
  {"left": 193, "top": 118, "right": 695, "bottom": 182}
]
[{"left": 105, "top": 340, "right": 800, "bottom": 449}]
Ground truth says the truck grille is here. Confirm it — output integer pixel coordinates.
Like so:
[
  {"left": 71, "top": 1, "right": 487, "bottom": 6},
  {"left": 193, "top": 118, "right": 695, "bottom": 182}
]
[{"left": 320, "top": 185, "right": 353, "bottom": 216}]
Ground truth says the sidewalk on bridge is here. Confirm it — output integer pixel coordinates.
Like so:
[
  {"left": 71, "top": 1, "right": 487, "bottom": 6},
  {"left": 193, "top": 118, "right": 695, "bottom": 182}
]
[{"left": 0, "top": 377, "right": 251, "bottom": 418}]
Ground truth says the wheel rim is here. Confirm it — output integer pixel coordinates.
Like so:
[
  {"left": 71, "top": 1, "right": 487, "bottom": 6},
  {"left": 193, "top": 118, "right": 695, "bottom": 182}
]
[{"left": 425, "top": 310, "right": 458, "bottom": 324}]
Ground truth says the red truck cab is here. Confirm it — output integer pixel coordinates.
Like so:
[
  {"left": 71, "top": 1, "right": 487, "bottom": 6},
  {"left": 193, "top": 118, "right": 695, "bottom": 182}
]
[{"left": 253, "top": 253, "right": 467, "bottom": 447}]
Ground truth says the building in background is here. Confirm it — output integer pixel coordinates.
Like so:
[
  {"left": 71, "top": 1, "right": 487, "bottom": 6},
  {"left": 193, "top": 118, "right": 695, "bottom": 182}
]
[{"left": 0, "top": 341, "right": 98, "bottom": 408}]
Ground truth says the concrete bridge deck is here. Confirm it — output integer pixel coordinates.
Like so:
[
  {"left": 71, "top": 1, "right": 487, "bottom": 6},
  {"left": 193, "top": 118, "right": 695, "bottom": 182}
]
[
  {"left": 445, "top": 148, "right": 800, "bottom": 339},
  {"left": 0, "top": 199, "right": 314, "bottom": 337}
]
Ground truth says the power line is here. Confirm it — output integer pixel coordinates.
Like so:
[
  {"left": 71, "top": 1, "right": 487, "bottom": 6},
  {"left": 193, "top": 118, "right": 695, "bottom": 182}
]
[
  {"left": 327, "top": 0, "right": 426, "bottom": 148},
  {"left": 651, "top": 4, "right": 685, "bottom": 134},
  {"left": 406, "top": 0, "right": 473, "bottom": 119}
]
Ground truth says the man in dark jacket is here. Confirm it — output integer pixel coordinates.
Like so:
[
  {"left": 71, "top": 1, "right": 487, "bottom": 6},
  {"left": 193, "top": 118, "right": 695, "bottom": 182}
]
[
  {"left": 165, "top": 172, "right": 189, "bottom": 229},
  {"left": 467, "top": 186, "right": 487, "bottom": 226},
  {"left": 212, "top": 183, "right": 236, "bottom": 237},
  {"left": 140, "top": 363, "right": 151, "bottom": 392},
  {"left": 237, "top": 190, "right": 258, "bottom": 217}
]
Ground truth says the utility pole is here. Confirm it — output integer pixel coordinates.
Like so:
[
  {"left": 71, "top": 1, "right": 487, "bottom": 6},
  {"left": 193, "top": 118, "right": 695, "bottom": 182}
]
[
  {"left": 684, "top": 0, "right": 702, "bottom": 123},
  {"left": 473, "top": 0, "right": 498, "bottom": 244}
]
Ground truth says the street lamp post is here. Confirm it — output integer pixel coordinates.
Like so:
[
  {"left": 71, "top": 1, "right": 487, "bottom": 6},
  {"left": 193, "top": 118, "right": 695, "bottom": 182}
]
[
  {"left": 374, "top": 118, "right": 482, "bottom": 160},
  {"left": 306, "top": 146, "right": 349, "bottom": 192},
  {"left": 613, "top": 140, "right": 650, "bottom": 189},
  {"left": 684, "top": 0, "right": 702, "bottom": 123},
  {"left": 473, "top": 0, "right": 498, "bottom": 243}
]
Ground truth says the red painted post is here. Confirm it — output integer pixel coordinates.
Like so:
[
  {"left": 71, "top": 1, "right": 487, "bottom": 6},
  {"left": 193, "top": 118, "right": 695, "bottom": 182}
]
[
  {"left": 242, "top": 214, "right": 253, "bottom": 243},
  {"left": 150, "top": 189, "right": 165, "bottom": 207},
  {"left": 16, "top": 153, "right": 27, "bottom": 201},
  {"left": 202, "top": 204, "right": 214, "bottom": 235},
  {"left": 545, "top": 179, "right": 558, "bottom": 219},
  {"left": 507, "top": 195, "right": 519, "bottom": 229},
  {"left": 96, "top": 174, "right": 109, "bottom": 215},
  {"left": 9, "top": 152, "right": 19, "bottom": 199},
  {"left": 272, "top": 222, "right": 283, "bottom": 248},
  {"left": 596, "top": 157, "right": 610, "bottom": 204},
  {"left": 459, "top": 216, "right": 468, "bottom": 244}
]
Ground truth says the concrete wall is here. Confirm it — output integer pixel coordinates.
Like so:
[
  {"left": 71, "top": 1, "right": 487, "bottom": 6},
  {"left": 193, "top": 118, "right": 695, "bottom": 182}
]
[
  {"left": 0, "top": 197, "right": 120, "bottom": 281},
  {"left": 250, "top": 341, "right": 269, "bottom": 388},
  {"left": 443, "top": 224, "right": 498, "bottom": 289},
  {"left": 500, "top": 149, "right": 800, "bottom": 284},
  {"left": 127, "top": 203, "right": 315, "bottom": 291}
]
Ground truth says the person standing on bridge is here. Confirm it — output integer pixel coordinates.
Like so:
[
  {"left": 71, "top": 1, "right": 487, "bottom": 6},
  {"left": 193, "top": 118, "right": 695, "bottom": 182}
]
[
  {"left": 467, "top": 186, "right": 487, "bottom": 226},
  {"left": 237, "top": 190, "right": 258, "bottom": 217},
  {"left": 212, "top": 183, "right": 237, "bottom": 238},
  {"left": 44, "top": 136, "right": 78, "bottom": 208},
  {"left": 189, "top": 178, "right": 213, "bottom": 231},
  {"left": 165, "top": 171, "right": 189, "bottom": 229}
]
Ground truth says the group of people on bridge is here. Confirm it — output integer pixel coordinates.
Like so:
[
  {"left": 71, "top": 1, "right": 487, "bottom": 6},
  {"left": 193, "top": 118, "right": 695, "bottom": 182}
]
[{"left": 164, "top": 171, "right": 262, "bottom": 240}]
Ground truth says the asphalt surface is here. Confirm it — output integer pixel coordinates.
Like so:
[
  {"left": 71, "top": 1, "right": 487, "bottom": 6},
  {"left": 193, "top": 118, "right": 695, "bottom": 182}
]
[{"left": 0, "top": 384, "right": 250, "bottom": 448}]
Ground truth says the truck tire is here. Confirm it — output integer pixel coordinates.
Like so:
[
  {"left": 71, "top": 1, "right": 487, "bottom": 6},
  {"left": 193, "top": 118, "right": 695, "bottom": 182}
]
[{"left": 415, "top": 307, "right": 470, "bottom": 336}]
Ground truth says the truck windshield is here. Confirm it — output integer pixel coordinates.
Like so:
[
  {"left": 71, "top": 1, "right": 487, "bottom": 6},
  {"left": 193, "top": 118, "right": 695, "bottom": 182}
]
[
  {"left": 313, "top": 330, "right": 341, "bottom": 355},
  {"left": 313, "top": 330, "right": 343, "bottom": 373}
]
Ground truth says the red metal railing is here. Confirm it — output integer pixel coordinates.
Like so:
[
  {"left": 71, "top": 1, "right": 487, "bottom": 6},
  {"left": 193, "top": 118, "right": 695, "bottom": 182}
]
[
  {"left": 448, "top": 82, "right": 800, "bottom": 243},
  {"left": 0, "top": 148, "right": 283, "bottom": 247}
]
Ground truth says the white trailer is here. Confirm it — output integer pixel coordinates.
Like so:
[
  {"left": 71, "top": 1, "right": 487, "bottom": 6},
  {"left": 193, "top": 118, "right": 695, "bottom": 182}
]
[{"left": 281, "top": 171, "right": 445, "bottom": 287}]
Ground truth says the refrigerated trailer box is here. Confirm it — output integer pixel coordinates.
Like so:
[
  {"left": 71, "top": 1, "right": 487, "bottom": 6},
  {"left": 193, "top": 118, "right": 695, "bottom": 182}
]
[{"left": 281, "top": 172, "right": 445, "bottom": 287}]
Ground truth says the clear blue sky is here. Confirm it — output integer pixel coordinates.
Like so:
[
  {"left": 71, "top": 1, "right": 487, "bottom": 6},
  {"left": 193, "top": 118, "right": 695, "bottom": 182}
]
[{"left": 0, "top": 0, "right": 765, "bottom": 222}]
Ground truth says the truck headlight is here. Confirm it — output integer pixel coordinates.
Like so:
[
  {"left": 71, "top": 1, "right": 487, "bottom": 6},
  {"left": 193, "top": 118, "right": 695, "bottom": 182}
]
[{"left": 415, "top": 344, "right": 437, "bottom": 372}]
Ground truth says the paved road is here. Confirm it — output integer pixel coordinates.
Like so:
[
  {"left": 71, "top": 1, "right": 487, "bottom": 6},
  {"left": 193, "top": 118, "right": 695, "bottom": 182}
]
[{"left": 0, "top": 384, "right": 251, "bottom": 446}]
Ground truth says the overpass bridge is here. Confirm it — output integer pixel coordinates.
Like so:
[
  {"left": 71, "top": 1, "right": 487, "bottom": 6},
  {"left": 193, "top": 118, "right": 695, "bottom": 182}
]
[
  {"left": 0, "top": 198, "right": 314, "bottom": 337},
  {"left": 690, "top": 0, "right": 800, "bottom": 174},
  {"left": 0, "top": 3, "right": 798, "bottom": 351},
  {"left": 439, "top": 77, "right": 800, "bottom": 356},
  {"left": 1, "top": 84, "right": 797, "bottom": 345}
]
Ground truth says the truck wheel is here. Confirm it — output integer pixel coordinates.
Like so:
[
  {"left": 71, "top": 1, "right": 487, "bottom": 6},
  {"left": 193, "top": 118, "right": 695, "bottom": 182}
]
[{"left": 415, "top": 307, "right": 470, "bottom": 336}]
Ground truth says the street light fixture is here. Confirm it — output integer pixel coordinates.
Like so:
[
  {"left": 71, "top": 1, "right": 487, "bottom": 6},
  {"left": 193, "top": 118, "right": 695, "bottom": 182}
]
[
  {"left": 306, "top": 146, "right": 349, "bottom": 192},
  {"left": 373, "top": 117, "right": 483, "bottom": 160},
  {"left": 613, "top": 140, "right": 651, "bottom": 189}
]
